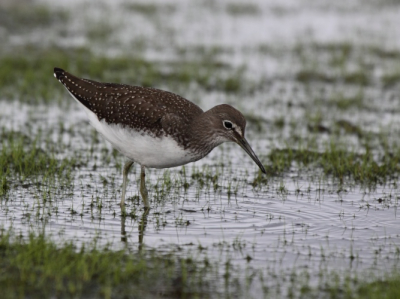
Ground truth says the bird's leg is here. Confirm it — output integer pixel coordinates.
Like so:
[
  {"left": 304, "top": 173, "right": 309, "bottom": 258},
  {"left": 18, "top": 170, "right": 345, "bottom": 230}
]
[
  {"left": 140, "top": 165, "right": 150, "bottom": 208},
  {"left": 121, "top": 160, "right": 134, "bottom": 208}
]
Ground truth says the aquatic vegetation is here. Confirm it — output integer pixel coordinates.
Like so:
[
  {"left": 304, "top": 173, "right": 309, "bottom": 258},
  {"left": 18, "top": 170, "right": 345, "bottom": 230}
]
[
  {"left": 0, "top": 48, "right": 248, "bottom": 104},
  {"left": 0, "top": 0, "right": 399, "bottom": 297},
  {"left": 0, "top": 129, "right": 74, "bottom": 198},
  {"left": 0, "top": 230, "right": 219, "bottom": 298},
  {"left": 257, "top": 139, "right": 400, "bottom": 185}
]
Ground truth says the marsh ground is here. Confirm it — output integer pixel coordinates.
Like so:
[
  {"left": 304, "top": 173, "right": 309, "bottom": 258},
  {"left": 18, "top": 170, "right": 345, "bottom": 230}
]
[{"left": 1, "top": 0, "right": 400, "bottom": 298}]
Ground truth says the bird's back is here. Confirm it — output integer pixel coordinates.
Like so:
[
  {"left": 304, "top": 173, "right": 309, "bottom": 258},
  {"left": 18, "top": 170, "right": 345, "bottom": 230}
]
[{"left": 53, "top": 68, "right": 203, "bottom": 138}]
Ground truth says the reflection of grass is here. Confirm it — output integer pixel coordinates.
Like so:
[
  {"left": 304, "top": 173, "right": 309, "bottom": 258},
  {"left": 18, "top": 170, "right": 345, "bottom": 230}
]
[{"left": 0, "top": 47, "right": 247, "bottom": 103}]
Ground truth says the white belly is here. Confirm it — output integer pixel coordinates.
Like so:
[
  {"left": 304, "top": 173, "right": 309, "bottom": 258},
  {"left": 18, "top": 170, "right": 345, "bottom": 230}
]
[{"left": 68, "top": 91, "right": 196, "bottom": 168}]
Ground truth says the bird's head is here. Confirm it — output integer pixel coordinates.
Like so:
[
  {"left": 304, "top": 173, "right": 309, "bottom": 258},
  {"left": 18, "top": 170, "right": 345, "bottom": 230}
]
[{"left": 206, "top": 104, "right": 266, "bottom": 174}]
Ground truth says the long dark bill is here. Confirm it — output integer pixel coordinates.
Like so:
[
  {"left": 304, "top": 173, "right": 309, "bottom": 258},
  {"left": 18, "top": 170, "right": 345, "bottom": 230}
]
[{"left": 236, "top": 137, "right": 267, "bottom": 174}]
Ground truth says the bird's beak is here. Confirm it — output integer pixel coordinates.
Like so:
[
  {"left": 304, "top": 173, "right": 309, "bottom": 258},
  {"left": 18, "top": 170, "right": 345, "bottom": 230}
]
[{"left": 235, "top": 136, "right": 267, "bottom": 174}]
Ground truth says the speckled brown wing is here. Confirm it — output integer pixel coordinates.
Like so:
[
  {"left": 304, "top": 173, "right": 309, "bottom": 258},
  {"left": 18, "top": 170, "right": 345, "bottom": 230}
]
[{"left": 54, "top": 68, "right": 203, "bottom": 138}]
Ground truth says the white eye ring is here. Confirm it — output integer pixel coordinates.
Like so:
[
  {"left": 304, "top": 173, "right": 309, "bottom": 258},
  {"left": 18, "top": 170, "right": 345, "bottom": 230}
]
[{"left": 223, "top": 120, "right": 233, "bottom": 129}]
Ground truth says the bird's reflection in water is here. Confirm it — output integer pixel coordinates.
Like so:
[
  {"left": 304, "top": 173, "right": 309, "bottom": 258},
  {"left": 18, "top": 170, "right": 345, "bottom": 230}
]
[
  {"left": 138, "top": 207, "right": 150, "bottom": 250},
  {"left": 121, "top": 207, "right": 150, "bottom": 251}
]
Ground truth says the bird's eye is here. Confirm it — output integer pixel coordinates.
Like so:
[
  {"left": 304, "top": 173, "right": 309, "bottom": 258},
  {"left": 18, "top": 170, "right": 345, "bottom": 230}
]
[{"left": 223, "top": 120, "right": 233, "bottom": 129}]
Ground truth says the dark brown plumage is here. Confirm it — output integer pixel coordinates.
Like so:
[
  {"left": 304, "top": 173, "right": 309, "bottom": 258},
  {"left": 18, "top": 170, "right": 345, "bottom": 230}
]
[{"left": 54, "top": 67, "right": 203, "bottom": 140}]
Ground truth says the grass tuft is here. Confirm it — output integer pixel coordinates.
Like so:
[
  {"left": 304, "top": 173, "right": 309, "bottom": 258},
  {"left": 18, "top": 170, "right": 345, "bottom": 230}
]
[
  {"left": 0, "top": 129, "right": 74, "bottom": 197},
  {"left": 0, "top": 4, "right": 68, "bottom": 33},
  {"left": 226, "top": 3, "right": 260, "bottom": 16},
  {"left": 254, "top": 140, "right": 400, "bottom": 186},
  {"left": 0, "top": 230, "right": 217, "bottom": 299}
]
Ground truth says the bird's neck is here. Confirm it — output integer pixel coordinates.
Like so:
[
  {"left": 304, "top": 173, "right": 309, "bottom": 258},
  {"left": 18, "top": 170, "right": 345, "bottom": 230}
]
[{"left": 185, "top": 109, "right": 224, "bottom": 158}]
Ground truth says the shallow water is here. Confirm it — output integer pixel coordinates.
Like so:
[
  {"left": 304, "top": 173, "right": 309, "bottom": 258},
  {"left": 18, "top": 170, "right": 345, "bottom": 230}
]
[
  {"left": 1, "top": 102, "right": 399, "bottom": 292},
  {"left": 1, "top": 0, "right": 400, "bottom": 295}
]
